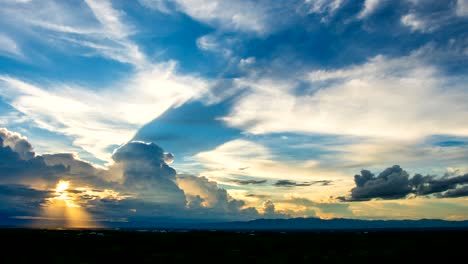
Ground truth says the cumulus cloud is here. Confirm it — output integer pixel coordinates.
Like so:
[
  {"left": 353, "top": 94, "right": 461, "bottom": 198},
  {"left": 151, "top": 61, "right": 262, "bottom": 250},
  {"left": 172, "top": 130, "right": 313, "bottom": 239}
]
[
  {"left": 350, "top": 165, "right": 412, "bottom": 201},
  {"left": 0, "top": 128, "right": 66, "bottom": 185},
  {"left": 0, "top": 128, "right": 34, "bottom": 160},
  {"left": 176, "top": 174, "right": 255, "bottom": 216},
  {"left": 262, "top": 200, "right": 275, "bottom": 217},
  {"left": 0, "top": 128, "right": 265, "bottom": 224},
  {"left": 112, "top": 141, "right": 186, "bottom": 206},
  {"left": 437, "top": 185, "right": 468, "bottom": 198},
  {"left": 343, "top": 165, "right": 468, "bottom": 201}
]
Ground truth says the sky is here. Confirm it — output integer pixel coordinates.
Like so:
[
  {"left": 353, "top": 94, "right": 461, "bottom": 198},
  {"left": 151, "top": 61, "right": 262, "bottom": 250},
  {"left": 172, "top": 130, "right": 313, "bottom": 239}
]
[{"left": 1, "top": 0, "right": 468, "bottom": 228}]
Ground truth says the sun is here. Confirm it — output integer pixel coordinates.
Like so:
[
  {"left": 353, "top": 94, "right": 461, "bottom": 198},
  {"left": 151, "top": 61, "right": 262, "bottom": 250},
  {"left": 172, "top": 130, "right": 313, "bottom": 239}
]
[{"left": 56, "top": 180, "right": 69, "bottom": 193}]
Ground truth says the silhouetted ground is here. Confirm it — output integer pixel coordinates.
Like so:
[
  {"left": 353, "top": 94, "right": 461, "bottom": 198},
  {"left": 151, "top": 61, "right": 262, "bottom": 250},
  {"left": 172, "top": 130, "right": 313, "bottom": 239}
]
[{"left": 1, "top": 229, "right": 466, "bottom": 263}]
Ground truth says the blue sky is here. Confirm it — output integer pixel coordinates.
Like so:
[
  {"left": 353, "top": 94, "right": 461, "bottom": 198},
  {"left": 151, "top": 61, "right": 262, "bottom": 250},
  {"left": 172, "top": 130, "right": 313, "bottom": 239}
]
[{"left": 1, "top": 0, "right": 468, "bottom": 227}]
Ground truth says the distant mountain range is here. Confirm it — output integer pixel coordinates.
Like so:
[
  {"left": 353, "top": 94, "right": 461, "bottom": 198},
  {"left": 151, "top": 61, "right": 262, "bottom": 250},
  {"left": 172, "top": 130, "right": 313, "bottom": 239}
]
[
  {"left": 191, "top": 218, "right": 468, "bottom": 231},
  {"left": 3, "top": 216, "right": 468, "bottom": 230},
  {"left": 110, "top": 217, "right": 468, "bottom": 231}
]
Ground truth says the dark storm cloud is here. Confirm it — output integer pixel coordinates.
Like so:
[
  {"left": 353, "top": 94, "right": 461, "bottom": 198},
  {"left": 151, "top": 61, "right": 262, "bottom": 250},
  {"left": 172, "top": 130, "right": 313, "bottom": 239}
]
[
  {"left": 343, "top": 165, "right": 468, "bottom": 201},
  {"left": 350, "top": 165, "right": 412, "bottom": 201},
  {"left": 231, "top": 179, "right": 267, "bottom": 185},
  {"left": 0, "top": 184, "right": 51, "bottom": 217},
  {"left": 412, "top": 174, "right": 468, "bottom": 195},
  {"left": 274, "top": 180, "right": 333, "bottom": 187},
  {"left": 436, "top": 186, "right": 468, "bottom": 198}
]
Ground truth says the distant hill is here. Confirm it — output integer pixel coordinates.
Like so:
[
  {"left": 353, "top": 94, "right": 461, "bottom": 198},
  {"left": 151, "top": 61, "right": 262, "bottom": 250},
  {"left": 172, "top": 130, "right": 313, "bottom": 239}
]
[
  {"left": 107, "top": 217, "right": 468, "bottom": 231},
  {"left": 191, "top": 217, "right": 468, "bottom": 231}
]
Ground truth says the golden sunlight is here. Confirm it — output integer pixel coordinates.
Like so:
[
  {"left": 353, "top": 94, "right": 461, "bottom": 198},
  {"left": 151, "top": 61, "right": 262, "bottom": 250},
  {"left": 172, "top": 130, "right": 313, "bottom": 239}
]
[
  {"left": 38, "top": 180, "right": 99, "bottom": 229},
  {"left": 56, "top": 180, "right": 69, "bottom": 193}
]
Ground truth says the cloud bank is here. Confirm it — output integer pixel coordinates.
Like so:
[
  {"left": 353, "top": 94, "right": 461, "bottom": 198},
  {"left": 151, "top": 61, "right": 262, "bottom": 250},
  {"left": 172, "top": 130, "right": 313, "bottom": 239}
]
[{"left": 0, "top": 128, "right": 269, "bottom": 226}]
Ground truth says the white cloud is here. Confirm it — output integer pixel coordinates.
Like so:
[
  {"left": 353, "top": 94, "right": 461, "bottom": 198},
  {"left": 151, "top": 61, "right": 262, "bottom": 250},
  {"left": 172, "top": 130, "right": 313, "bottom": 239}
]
[
  {"left": 0, "top": 0, "right": 145, "bottom": 66},
  {"left": 143, "top": 0, "right": 270, "bottom": 33},
  {"left": 401, "top": 13, "right": 432, "bottom": 32},
  {"left": 223, "top": 52, "right": 468, "bottom": 141},
  {"left": 141, "top": 0, "right": 317, "bottom": 34},
  {"left": 84, "top": 0, "right": 132, "bottom": 39},
  {"left": 306, "top": 0, "right": 343, "bottom": 15},
  {"left": 357, "top": 0, "right": 381, "bottom": 19},
  {"left": 320, "top": 139, "right": 468, "bottom": 173},
  {"left": 0, "top": 63, "right": 210, "bottom": 162},
  {"left": 195, "top": 139, "right": 343, "bottom": 185},
  {"left": 0, "top": 34, "right": 22, "bottom": 57},
  {"left": 456, "top": 0, "right": 468, "bottom": 16}
]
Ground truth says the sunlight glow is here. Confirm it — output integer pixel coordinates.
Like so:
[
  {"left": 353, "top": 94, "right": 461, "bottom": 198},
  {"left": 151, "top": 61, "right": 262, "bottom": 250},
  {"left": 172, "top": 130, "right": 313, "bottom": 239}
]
[{"left": 37, "top": 180, "right": 99, "bottom": 228}]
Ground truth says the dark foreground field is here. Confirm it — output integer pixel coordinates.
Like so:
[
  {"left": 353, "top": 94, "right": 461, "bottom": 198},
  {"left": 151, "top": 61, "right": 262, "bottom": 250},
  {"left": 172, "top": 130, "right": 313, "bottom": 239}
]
[{"left": 1, "top": 229, "right": 466, "bottom": 263}]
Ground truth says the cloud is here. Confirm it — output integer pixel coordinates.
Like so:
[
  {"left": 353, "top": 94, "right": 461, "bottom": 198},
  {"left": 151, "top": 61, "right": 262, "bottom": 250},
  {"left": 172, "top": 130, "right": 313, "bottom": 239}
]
[
  {"left": 350, "top": 165, "right": 412, "bottom": 201},
  {"left": 0, "top": 63, "right": 210, "bottom": 162},
  {"left": 262, "top": 200, "right": 275, "bottom": 217},
  {"left": 357, "top": 0, "right": 381, "bottom": 19},
  {"left": 194, "top": 139, "right": 336, "bottom": 184},
  {"left": 273, "top": 180, "right": 333, "bottom": 187},
  {"left": 283, "top": 197, "right": 352, "bottom": 219},
  {"left": 413, "top": 173, "right": 468, "bottom": 196},
  {"left": 400, "top": 1, "right": 463, "bottom": 33},
  {"left": 306, "top": 0, "right": 343, "bottom": 13},
  {"left": 0, "top": 128, "right": 265, "bottom": 224},
  {"left": 231, "top": 179, "right": 267, "bottom": 185},
  {"left": 0, "top": 184, "right": 52, "bottom": 218},
  {"left": 112, "top": 141, "right": 186, "bottom": 205},
  {"left": 0, "top": 34, "right": 22, "bottom": 57},
  {"left": 0, "top": 128, "right": 34, "bottom": 160},
  {"left": 456, "top": 0, "right": 468, "bottom": 17},
  {"left": 0, "top": 0, "right": 145, "bottom": 66},
  {"left": 177, "top": 174, "right": 258, "bottom": 217},
  {"left": 0, "top": 128, "right": 66, "bottom": 185},
  {"left": 142, "top": 0, "right": 272, "bottom": 33},
  {"left": 224, "top": 51, "right": 468, "bottom": 141},
  {"left": 84, "top": 0, "right": 132, "bottom": 39},
  {"left": 437, "top": 185, "right": 468, "bottom": 198},
  {"left": 274, "top": 180, "right": 308, "bottom": 187},
  {"left": 401, "top": 13, "right": 431, "bottom": 32},
  {"left": 342, "top": 165, "right": 468, "bottom": 201},
  {"left": 141, "top": 0, "right": 321, "bottom": 34}
]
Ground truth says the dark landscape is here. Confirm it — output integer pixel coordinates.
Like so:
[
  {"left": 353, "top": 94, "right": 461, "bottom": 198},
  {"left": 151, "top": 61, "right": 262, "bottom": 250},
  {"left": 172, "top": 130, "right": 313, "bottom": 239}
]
[{"left": 2, "top": 228, "right": 466, "bottom": 263}]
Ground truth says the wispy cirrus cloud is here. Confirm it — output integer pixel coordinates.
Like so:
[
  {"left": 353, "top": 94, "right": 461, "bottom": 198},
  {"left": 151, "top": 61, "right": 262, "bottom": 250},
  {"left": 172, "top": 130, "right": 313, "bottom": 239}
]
[
  {"left": 0, "top": 34, "right": 22, "bottom": 57},
  {"left": 0, "top": 0, "right": 145, "bottom": 66},
  {"left": 0, "top": 63, "right": 210, "bottom": 162}
]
